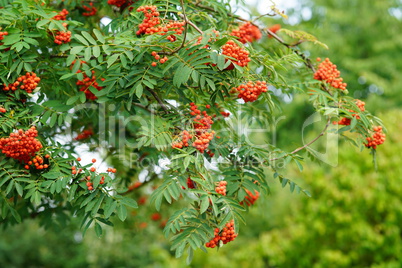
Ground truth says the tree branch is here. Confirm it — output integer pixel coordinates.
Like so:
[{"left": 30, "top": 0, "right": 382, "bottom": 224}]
[
  {"left": 145, "top": 87, "right": 170, "bottom": 113},
  {"left": 269, "top": 118, "right": 331, "bottom": 161},
  {"left": 178, "top": 14, "right": 203, "bottom": 34}
]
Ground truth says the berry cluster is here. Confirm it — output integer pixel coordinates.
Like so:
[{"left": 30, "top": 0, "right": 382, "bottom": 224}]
[
  {"left": 151, "top": 212, "right": 162, "bottom": 221},
  {"left": 107, "top": 0, "right": 136, "bottom": 8},
  {"left": 314, "top": 58, "right": 347, "bottom": 90},
  {"left": 52, "top": 9, "right": 68, "bottom": 20},
  {"left": 151, "top": 51, "right": 168, "bottom": 67},
  {"left": 235, "top": 81, "right": 268, "bottom": 103},
  {"left": 215, "top": 180, "right": 227, "bottom": 195},
  {"left": 0, "top": 31, "right": 8, "bottom": 47},
  {"left": 365, "top": 126, "right": 386, "bottom": 149},
  {"left": 193, "top": 132, "right": 214, "bottom": 153},
  {"left": 356, "top": 99, "right": 366, "bottom": 112},
  {"left": 54, "top": 23, "right": 71, "bottom": 45},
  {"left": 0, "top": 31, "right": 8, "bottom": 41},
  {"left": 24, "top": 154, "right": 50, "bottom": 170},
  {"left": 171, "top": 103, "right": 216, "bottom": 154},
  {"left": 191, "top": 103, "right": 215, "bottom": 153},
  {"left": 230, "top": 22, "right": 262, "bottom": 44},
  {"left": 0, "top": 126, "right": 42, "bottom": 163},
  {"left": 84, "top": 175, "right": 105, "bottom": 191},
  {"left": 74, "top": 129, "right": 94, "bottom": 140},
  {"left": 240, "top": 189, "right": 260, "bottom": 206},
  {"left": 220, "top": 111, "right": 230, "bottom": 117},
  {"left": 136, "top": 5, "right": 185, "bottom": 41},
  {"left": 187, "top": 177, "right": 196, "bottom": 189},
  {"left": 334, "top": 100, "right": 366, "bottom": 126},
  {"left": 82, "top": 2, "right": 97, "bottom": 16},
  {"left": 3, "top": 72, "right": 41, "bottom": 93},
  {"left": 172, "top": 130, "right": 192, "bottom": 149},
  {"left": 205, "top": 220, "right": 237, "bottom": 248},
  {"left": 268, "top": 24, "right": 281, "bottom": 38},
  {"left": 76, "top": 70, "right": 105, "bottom": 100},
  {"left": 71, "top": 157, "right": 111, "bottom": 190},
  {"left": 222, "top": 40, "right": 250, "bottom": 67},
  {"left": 0, "top": 107, "right": 6, "bottom": 113}
]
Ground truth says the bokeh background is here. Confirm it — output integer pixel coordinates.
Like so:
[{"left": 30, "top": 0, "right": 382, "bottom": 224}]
[{"left": 1, "top": 0, "right": 402, "bottom": 267}]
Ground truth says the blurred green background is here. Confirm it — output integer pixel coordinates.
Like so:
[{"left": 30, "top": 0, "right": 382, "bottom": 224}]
[{"left": 1, "top": 0, "right": 402, "bottom": 267}]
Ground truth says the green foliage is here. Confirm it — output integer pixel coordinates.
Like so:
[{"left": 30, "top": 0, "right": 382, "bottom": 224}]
[{"left": 0, "top": 0, "right": 388, "bottom": 262}]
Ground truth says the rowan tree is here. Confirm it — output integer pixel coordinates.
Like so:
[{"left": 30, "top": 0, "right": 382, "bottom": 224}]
[{"left": 0, "top": 0, "right": 385, "bottom": 261}]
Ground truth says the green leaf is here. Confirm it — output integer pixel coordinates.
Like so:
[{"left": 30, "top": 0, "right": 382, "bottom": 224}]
[
  {"left": 74, "top": 34, "right": 89, "bottom": 46},
  {"left": 104, "top": 200, "right": 117, "bottom": 218},
  {"left": 119, "top": 197, "right": 138, "bottom": 209},
  {"left": 71, "top": 46, "right": 85, "bottom": 55},
  {"left": 93, "top": 29, "right": 105, "bottom": 44},
  {"left": 93, "top": 46, "right": 101, "bottom": 58},
  {"left": 66, "top": 95, "right": 80, "bottom": 105},
  {"left": 117, "top": 204, "right": 127, "bottom": 221},
  {"left": 82, "top": 31, "right": 97, "bottom": 45},
  {"left": 15, "top": 182, "right": 23, "bottom": 197},
  {"left": 107, "top": 54, "right": 119, "bottom": 68},
  {"left": 173, "top": 65, "right": 192, "bottom": 87},
  {"left": 84, "top": 47, "right": 92, "bottom": 61},
  {"left": 94, "top": 222, "right": 103, "bottom": 237}
]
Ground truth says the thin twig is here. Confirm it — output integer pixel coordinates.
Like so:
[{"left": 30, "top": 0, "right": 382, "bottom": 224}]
[
  {"left": 132, "top": 102, "right": 156, "bottom": 114},
  {"left": 269, "top": 118, "right": 331, "bottom": 161},
  {"left": 178, "top": 14, "right": 203, "bottom": 34},
  {"left": 145, "top": 87, "right": 170, "bottom": 113}
]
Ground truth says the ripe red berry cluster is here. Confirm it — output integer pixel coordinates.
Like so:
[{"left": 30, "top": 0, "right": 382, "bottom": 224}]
[
  {"left": 136, "top": 6, "right": 161, "bottom": 35},
  {"left": 0, "top": 126, "right": 42, "bottom": 163},
  {"left": 0, "top": 31, "right": 8, "bottom": 47},
  {"left": 193, "top": 132, "right": 215, "bottom": 153},
  {"left": 356, "top": 99, "right": 365, "bottom": 112},
  {"left": 24, "top": 154, "right": 50, "bottom": 170},
  {"left": 235, "top": 80, "right": 268, "bottom": 103},
  {"left": 215, "top": 180, "right": 227, "bottom": 195},
  {"left": 171, "top": 103, "right": 216, "bottom": 153},
  {"left": 107, "top": 0, "right": 126, "bottom": 7},
  {"left": 84, "top": 175, "right": 105, "bottom": 191},
  {"left": 365, "top": 126, "right": 386, "bottom": 149},
  {"left": 74, "top": 129, "right": 94, "bottom": 140},
  {"left": 220, "top": 111, "right": 230, "bottom": 117},
  {"left": 191, "top": 103, "right": 215, "bottom": 153},
  {"left": 53, "top": 9, "right": 68, "bottom": 20},
  {"left": 76, "top": 70, "right": 105, "bottom": 100},
  {"left": 107, "top": 167, "right": 117, "bottom": 173},
  {"left": 221, "top": 40, "right": 250, "bottom": 67},
  {"left": 151, "top": 51, "right": 168, "bottom": 67},
  {"left": 151, "top": 212, "right": 162, "bottom": 221},
  {"left": 268, "top": 24, "right": 281, "bottom": 38},
  {"left": 54, "top": 23, "right": 71, "bottom": 45},
  {"left": 205, "top": 220, "right": 237, "bottom": 248},
  {"left": 0, "top": 31, "right": 8, "bottom": 41},
  {"left": 314, "top": 58, "right": 347, "bottom": 90},
  {"left": 230, "top": 22, "right": 262, "bottom": 44},
  {"left": 82, "top": 2, "right": 97, "bottom": 16},
  {"left": 240, "top": 189, "right": 260, "bottom": 206},
  {"left": 187, "top": 177, "right": 196, "bottom": 189},
  {"left": 3, "top": 72, "right": 41, "bottom": 93},
  {"left": 334, "top": 99, "right": 366, "bottom": 126},
  {"left": 136, "top": 5, "right": 185, "bottom": 41},
  {"left": 172, "top": 130, "right": 192, "bottom": 149},
  {"left": 107, "top": 0, "right": 136, "bottom": 8}
]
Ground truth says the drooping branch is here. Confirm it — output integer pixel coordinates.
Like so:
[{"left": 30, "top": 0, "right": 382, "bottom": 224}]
[
  {"left": 269, "top": 118, "right": 331, "bottom": 162},
  {"left": 145, "top": 87, "right": 170, "bottom": 113}
]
